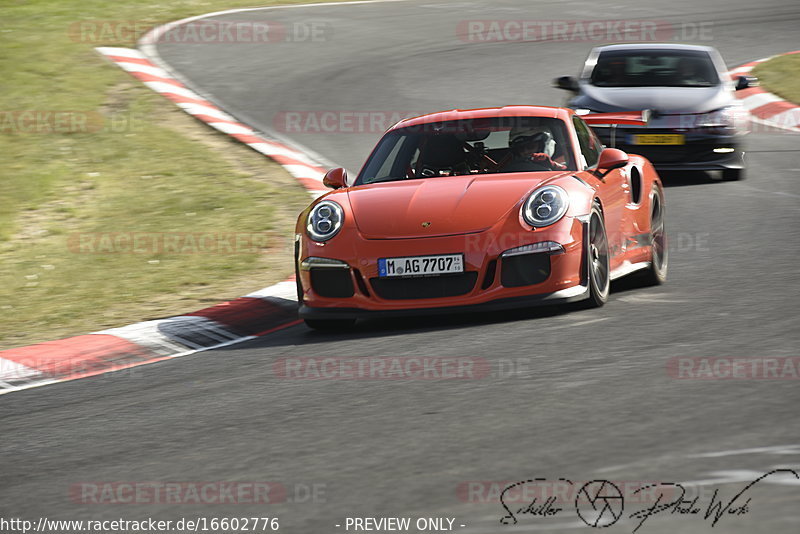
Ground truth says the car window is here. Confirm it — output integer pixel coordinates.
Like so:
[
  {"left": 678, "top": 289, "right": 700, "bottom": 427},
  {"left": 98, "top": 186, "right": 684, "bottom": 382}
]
[
  {"left": 371, "top": 135, "right": 412, "bottom": 179},
  {"left": 572, "top": 117, "right": 602, "bottom": 169},
  {"left": 357, "top": 116, "right": 577, "bottom": 184},
  {"left": 589, "top": 49, "right": 720, "bottom": 88}
]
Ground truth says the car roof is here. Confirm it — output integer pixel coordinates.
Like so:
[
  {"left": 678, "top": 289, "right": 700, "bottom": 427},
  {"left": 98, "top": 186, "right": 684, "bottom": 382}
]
[
  {"left": 593, "top": 43, "right": 717, "bottom": 53},
  {"left": 391, "top": 105, "right": 572, "bottom": 130}
]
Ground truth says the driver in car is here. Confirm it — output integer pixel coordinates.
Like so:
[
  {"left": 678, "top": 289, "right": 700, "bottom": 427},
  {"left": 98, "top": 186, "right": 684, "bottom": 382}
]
[
  {"left": 676, "top": 57, "right": 710, "bottom": 86},
  {"left": 500, "top": 127, "right": 566, "bottom": 173}
]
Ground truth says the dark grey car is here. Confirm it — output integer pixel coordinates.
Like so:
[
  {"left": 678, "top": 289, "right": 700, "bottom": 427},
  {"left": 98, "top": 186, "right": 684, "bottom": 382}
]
[{"left": 554, "top": 44, "right": 755, "bottom": 180}]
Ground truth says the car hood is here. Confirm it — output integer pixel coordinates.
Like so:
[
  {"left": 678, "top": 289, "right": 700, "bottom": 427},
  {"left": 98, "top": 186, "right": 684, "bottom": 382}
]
[
  {"left": 347, "top": 173, "right": 568, "bottom": 239},
  {"left": 577, "top": 83, "right": 733, "bottom": 114}
]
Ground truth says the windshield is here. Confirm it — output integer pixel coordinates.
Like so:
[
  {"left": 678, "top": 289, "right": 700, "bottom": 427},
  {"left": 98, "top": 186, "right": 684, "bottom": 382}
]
[
  {"left": 589, "top": 49, "right": 720, "bottom": 88},
  {"left": 356, "top": 116, "right": 575, "bottom": 185}
]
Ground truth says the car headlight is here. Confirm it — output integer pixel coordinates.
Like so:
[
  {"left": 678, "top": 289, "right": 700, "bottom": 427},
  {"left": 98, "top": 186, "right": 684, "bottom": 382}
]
[
  {"left": 697, "top": 107, "right": 736, "bottom": 130},
  {"left": 522, "top": 185, "right": 569, "bottom": 228},
  {"left": 306, "top": 200, "right": 344, "bottom": 241}
]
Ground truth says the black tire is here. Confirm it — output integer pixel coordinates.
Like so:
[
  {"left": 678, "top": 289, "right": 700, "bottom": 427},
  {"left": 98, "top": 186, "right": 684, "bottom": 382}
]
[
  {"left": 304, "top": 318, "right": 356, "bottom": 331},
  {"left": 584, "top": 204, "right": 610, "bottom": 307},
  {"left": 641, "top": 188, "right": 668, "bottom": 286},
  {"left": 722, "top": 168, "right": 744, "bottom": 181}
]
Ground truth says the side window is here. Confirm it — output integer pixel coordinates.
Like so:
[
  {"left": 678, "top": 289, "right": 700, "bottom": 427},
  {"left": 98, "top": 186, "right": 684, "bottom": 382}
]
[{"left": 572, "top": 117, "right": 602, "bottom": 169}]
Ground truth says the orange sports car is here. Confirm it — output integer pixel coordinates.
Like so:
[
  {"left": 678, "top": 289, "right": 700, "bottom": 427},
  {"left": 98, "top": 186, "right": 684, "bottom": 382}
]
[{"left": 294, "top": 106, "right": 667, "bottom": 329}]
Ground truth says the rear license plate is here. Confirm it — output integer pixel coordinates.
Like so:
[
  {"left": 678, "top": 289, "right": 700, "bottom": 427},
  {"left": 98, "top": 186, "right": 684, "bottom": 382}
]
[
  {"left": 378, "top": 254, "right": 463, "bottom": 278},
  {"left": 631, "top": 134, "right": 685, "bottom": 145}
]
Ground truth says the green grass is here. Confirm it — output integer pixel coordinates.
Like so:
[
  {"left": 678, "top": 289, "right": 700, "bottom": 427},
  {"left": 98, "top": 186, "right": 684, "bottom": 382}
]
[
  {"left": 752, "top": 53, "right": 800, "bottom": 104},
  {"left": 0, "top": 0, "right": 340, "bottom": 348}
]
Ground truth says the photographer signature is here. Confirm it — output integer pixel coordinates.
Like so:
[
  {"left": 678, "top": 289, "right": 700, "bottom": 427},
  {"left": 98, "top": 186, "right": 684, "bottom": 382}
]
[{"left": 498, "top": 469, "right": 798, "bottom": 531}]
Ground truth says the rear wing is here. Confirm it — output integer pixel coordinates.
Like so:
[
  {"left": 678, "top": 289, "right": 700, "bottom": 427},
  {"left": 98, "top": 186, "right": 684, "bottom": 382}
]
[
  {"left": 582, "top": 110, "right": 651, "bottom": 126},
  {"left": 581, "top": 110, "right": 651, "bottom": 148}
]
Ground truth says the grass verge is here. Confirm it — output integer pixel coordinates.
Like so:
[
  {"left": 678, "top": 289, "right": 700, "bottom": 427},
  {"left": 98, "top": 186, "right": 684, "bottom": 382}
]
[
  {"left": 0, "top": 0, "right": 339, "bottom": 349},
  {"left": 751, "top": 52, "right": 800, "bottom": 104}
]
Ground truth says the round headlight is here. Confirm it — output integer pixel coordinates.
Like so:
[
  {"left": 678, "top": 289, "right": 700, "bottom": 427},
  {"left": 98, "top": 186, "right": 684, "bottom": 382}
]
[
  {"left": 522, "top": 185, "right": 569, "bottom": 227},
  {"left": 307, "top": 200, "right": 344, "bottom": 242}
]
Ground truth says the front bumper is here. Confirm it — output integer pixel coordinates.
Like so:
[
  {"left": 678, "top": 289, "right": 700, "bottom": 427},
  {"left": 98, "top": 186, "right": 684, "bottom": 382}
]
[
  {"left": 296, "top": 215, "right": 591, "bottom": 318},
  {"left": 298, "top": 284, "right": 588, "bottom": 320}
]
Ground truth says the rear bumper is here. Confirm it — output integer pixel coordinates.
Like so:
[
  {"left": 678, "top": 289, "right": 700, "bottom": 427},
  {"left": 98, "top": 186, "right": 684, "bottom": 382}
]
[
  {"left": 594, "top": 128, "right": 746, "bottom": 171},
  {"left": 624, "top": 144, "right": 745, "bottom": 171}
]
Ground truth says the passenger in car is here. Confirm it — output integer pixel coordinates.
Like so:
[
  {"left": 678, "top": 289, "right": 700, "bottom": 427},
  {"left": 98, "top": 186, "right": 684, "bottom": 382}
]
[{"left": 417, "top": 135, "right": 471, "bottom": 176}]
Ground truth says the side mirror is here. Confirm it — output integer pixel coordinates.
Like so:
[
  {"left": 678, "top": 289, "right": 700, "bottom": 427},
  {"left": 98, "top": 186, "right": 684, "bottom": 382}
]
[
  {"left": 553, "top": 75, "right": 579, "bottom": 92},
  {"left": 735, "top": 75, "right": 757, "bottom": 91},
  {"left": 597, "top": 148, "right": 629, "bottom": 171},
  {"left": 322, "top": 168, "right": 348, "bottom": 189}
]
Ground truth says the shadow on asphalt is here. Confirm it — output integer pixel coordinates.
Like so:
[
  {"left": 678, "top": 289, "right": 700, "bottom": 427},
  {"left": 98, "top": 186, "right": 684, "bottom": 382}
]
[
  {"left": 208, "top": 299, "right": 607, "bottom": 350},
  {"left": 214, "top": 276, "right": 669, "bottom": 350},
  {"left": 659, "top": 170, "right": 718, "bottom": 187}
]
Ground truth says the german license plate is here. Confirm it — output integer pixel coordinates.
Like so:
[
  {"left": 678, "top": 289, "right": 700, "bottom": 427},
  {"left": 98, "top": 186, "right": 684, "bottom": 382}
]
[
  {"left": 378, "top": 254, "right": 463, "bottom": 278},
  {"left": 631, "top": 134, "right": 685, "bottom": 145}
]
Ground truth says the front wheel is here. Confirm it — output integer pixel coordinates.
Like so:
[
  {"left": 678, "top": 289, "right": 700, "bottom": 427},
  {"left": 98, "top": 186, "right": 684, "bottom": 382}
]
[
  {"left": 641, "top": 188, "right": 668, "bottom": 285},
  {"left": 584, "top": 205, "right": 610, "bottom": 307},
  {"left": 304, "top": 318, "right": 356, "bottom": 331}
]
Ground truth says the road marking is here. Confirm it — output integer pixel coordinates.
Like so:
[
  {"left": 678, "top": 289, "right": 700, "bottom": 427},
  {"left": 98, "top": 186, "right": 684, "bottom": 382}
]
[
  {"left": 689, "top": 445, "right": 800, "bottom": 458},
  {"left": 536, "top": 318, "right": 608, "bottom": 331},
  {"left": 682, "top": 469, "right": 800, "bottom": 487},
  {"left": 740, "top": 92, "right": 784, "bottom": 110},
  {"left": 616, "top": 293, "right": 689, "bottom": 304},
  {"left": 176, "top": 102, "right": 237, "bottom": 122},
  {"left": 0, "top": 357, "right": 44, "bottom": 382}
]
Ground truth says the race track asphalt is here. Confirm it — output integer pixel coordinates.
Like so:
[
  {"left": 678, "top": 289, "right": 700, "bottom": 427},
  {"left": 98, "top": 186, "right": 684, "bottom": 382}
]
[{"left": 2, "top": 1, "right": 799, "bottom": 533}]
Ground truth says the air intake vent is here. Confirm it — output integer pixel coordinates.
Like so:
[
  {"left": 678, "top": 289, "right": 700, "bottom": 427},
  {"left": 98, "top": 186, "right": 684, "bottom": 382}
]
[{"left": 370, "top": 273, "right": 478, "bottom": 300}]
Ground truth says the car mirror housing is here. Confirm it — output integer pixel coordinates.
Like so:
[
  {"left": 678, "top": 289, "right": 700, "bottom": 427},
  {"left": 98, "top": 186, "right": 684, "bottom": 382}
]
[
  {"left": 597, "top": 148, "right": 629, "bottom": 171},
  {"left": 323, "top": 168, "right": 348, "bottom": 189},
  {"left": 553, "top": 75, "right": 579, "bottom": 92},
  {"left": 735, "top": 75, "right": 758, "bottom": 91}
]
